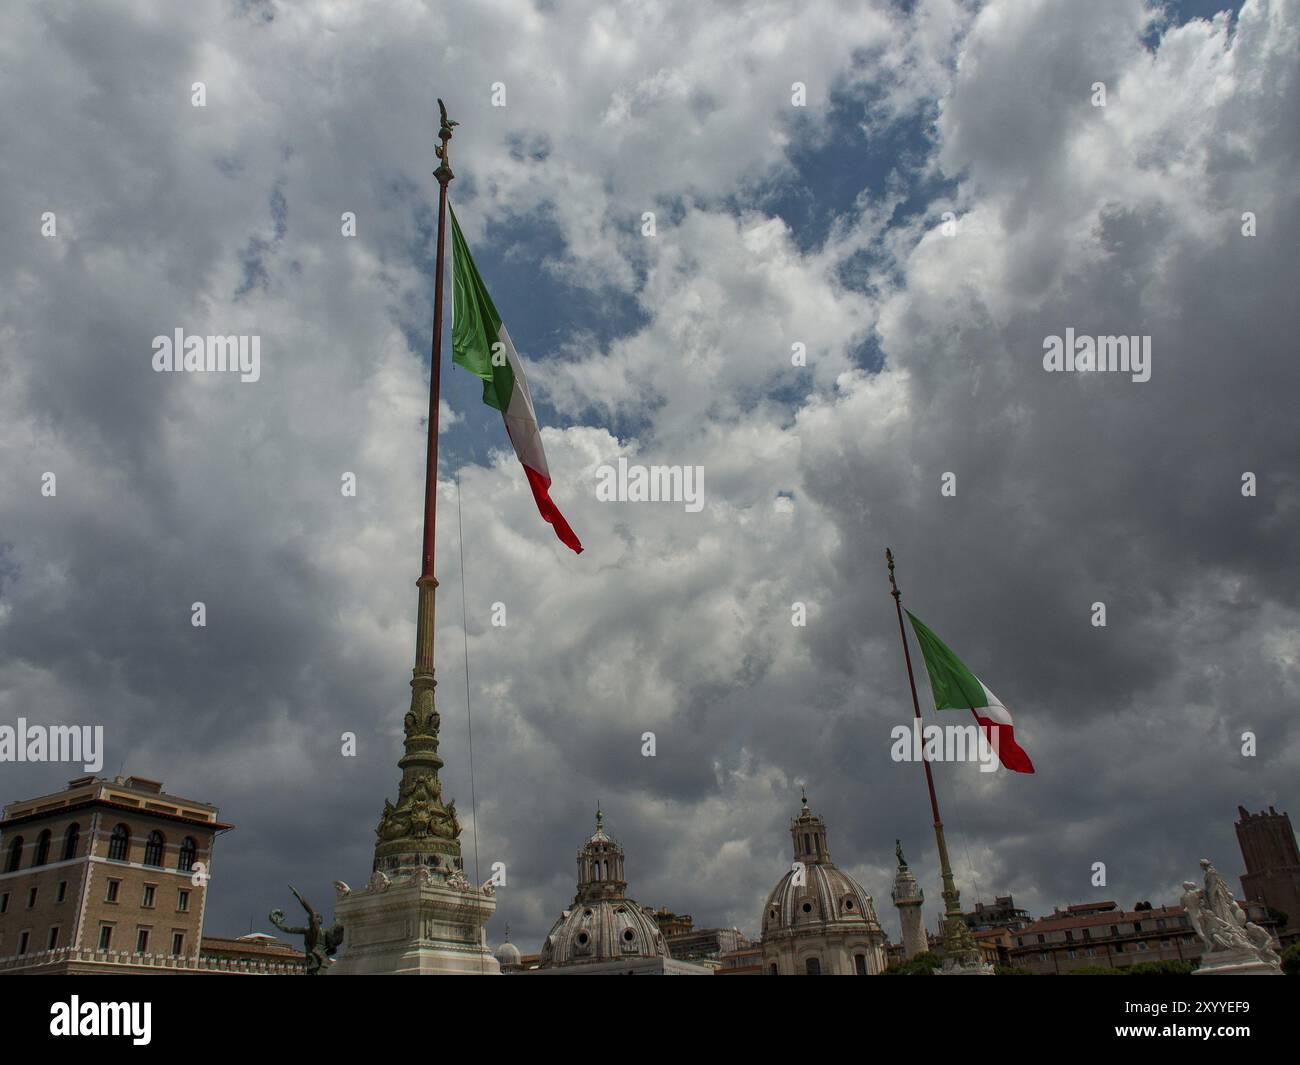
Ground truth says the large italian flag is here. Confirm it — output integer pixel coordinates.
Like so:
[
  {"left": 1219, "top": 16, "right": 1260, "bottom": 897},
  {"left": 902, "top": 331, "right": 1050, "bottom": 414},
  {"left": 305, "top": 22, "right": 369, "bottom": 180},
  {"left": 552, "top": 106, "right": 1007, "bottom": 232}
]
[
  {"left": 906, "top": 610, "right": 1035, "bottom": 774},
  {"left": 449, "top": 204, "right": 582, "bottom": 553}
]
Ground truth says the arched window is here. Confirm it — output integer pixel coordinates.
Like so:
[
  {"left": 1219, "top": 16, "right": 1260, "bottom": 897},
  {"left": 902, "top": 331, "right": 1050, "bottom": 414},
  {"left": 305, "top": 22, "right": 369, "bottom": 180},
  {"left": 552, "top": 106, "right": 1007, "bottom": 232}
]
[
  {"left": 108, "top": 824, "right": 130, "bottom": 862},
  {"left": 804, "top": 833, "right": 811, "bottom": 854},
  {"left": 34, "top": 829, "right": 52, "bottom": 866},
  {"left": 603, "top": 859, "right": 609, "bottom": 880},
  {"left": 63, "top": 823, "right": 81, "bottom": 861},
  {"left": 855, "top": 953, "right": 868, "bottom": 975},
  {"left": 805, "top": 956, "right": 821, "bottom": 975},
  {"left": 143, "top": 830, "right": 165, "bottom": 867},
  {"left": 769, "top": 963, "right": 778, "bottom": 976},
  {"left": 178, "top": 837, "right": 197, "bottom": 872},
  {"left": 5, "top": 836, "right": 23, "bottom": 872}
]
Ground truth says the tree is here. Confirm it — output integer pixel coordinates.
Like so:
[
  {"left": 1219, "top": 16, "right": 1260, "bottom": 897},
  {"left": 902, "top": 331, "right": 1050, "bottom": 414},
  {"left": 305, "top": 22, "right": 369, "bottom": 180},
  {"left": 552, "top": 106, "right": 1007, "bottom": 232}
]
[
  {"left": 1122, "top": 960, "right": 1195, "bottom": 976},
  {"left": 882, "top": 951, "right": 941, "bottom": 975}
]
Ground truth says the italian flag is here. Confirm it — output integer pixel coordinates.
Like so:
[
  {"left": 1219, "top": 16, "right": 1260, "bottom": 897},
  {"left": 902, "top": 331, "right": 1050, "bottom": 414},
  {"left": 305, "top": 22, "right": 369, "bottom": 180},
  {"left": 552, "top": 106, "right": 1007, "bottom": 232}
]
[
  {"left": 449, "top": 204, "right": 582, "bottom": 554},
  {"left": 906, "top": 611, "right": 1035, "bottom": 774}
]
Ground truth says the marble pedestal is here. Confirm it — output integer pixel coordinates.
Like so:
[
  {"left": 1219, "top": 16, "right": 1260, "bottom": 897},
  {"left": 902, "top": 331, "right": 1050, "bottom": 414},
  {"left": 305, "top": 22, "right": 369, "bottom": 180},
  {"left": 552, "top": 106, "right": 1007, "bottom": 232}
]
[
  {"left": 937, "top": 957, "right": 995, "bottom": 975},
  {"left": 1192, "top": 949, "right": 1283, "bottom": 976},
  {"left": 328, "top": 871, "right": 500, "bottom": 975}
]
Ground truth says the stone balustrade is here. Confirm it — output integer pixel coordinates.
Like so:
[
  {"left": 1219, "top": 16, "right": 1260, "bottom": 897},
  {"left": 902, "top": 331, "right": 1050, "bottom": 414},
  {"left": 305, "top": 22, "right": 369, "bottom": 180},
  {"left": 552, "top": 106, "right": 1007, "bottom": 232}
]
[{"left": 0, "top": 945, "right": 302, "bottom": 974}]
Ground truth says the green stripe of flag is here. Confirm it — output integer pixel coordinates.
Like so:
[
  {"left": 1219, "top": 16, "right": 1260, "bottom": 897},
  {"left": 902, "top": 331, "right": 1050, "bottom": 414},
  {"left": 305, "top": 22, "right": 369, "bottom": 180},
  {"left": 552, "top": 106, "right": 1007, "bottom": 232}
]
[
  {"left": 905, "top": 610, "right": 986, "bottom": 711},
  {"left": 449, "top": 203, "right": 514, "bottom": 412}
]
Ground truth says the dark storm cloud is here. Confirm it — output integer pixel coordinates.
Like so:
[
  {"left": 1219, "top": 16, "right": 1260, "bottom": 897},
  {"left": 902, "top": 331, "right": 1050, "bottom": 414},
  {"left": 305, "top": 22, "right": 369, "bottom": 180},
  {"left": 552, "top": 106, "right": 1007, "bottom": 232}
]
[{"left": 1, "top": 0, "right": 1296, "bottom": 961}]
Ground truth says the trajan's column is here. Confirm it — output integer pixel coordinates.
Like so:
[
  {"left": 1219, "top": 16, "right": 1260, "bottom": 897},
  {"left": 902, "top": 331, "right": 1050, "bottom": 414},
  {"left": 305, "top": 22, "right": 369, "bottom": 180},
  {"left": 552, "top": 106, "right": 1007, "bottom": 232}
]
[{"left": 891, "top": 840, "right": 927, "bottom": 960}]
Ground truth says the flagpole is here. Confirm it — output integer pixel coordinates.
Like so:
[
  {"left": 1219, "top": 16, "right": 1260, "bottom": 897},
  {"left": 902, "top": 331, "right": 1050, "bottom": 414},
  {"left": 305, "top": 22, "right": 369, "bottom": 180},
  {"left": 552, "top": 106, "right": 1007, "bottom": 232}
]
[
  {"left": 885, "top": 548, "right": 982, "bottom": 969},
  {"left": 371, "top": 100, "right": 464, "bottom": 877},
  {"left": 413, "top": 99, "right": 457, "bottom": 677}
]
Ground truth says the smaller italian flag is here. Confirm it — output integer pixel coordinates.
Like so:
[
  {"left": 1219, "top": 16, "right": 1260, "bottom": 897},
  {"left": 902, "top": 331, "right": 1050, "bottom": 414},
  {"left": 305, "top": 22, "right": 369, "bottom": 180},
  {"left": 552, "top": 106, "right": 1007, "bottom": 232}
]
[
  {"left": 449, "top": 204, "right": 582, "bottom": 553},
  {"left": 906, "top": 611, "right": 1035, "bottom": 774}
]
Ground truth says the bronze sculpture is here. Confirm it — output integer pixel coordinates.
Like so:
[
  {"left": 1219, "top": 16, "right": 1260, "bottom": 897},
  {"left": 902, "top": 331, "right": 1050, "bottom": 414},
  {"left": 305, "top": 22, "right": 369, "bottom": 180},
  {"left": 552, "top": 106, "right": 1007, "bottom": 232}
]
[{"left": 269, "top": 885, "right": 345, "bottom": 975}]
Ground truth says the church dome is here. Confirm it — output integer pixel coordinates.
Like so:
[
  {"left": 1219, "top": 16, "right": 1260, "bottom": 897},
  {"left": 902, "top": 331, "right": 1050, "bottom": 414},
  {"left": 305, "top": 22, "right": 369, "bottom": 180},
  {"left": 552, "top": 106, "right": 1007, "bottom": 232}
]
[
  {"left": 761, "top": 791, "right": 883, "bottom": 936},
  {"left": 538, "top": 808, "right": 668, "bottom": 968},
  {"left": 494, "top": 926, "right": 523, "bottom": 970}
]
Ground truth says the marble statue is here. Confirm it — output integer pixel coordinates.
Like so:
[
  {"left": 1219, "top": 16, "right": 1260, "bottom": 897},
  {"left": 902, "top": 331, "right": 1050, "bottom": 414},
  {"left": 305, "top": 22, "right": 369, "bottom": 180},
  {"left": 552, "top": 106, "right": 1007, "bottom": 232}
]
[{"left": 1182, "top": 858, "right": 1281, "bottom": 974}]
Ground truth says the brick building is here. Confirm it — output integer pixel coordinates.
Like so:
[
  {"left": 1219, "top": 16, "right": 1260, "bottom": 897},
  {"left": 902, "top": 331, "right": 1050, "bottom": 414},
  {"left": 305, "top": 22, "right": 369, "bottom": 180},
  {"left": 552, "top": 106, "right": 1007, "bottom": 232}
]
[{"left": 1236, "top": 804, "right": 1300, "bottom": 947}]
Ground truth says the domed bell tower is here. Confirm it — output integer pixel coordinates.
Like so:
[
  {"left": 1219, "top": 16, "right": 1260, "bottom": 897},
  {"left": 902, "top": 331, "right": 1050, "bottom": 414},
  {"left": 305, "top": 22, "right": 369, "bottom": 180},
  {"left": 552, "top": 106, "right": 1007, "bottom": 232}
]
[
  {"left": 791, "top": 788, "right": 830, "bottom": 865},
  {"left": 576, "top": 806, "right": 628, "bottom": 902}
]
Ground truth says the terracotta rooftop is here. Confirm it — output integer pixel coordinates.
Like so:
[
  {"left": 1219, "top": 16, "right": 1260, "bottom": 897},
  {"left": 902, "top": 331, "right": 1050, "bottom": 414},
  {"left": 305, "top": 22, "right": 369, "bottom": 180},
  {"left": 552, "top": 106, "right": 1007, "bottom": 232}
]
[{"left": 1018, "top": 905, "right": 1185, "bottom": 935}]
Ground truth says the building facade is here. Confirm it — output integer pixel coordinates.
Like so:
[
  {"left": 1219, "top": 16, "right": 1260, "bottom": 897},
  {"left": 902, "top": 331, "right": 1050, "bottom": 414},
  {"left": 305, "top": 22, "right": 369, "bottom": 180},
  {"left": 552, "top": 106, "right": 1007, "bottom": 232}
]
[
  {"left": 963, "top": 894, "right": 1031, "bottom": 933},
  {"left": 0, "top": 775, "right": 230, "bottom": 974},
  {"left": 1236, "top": 804, "right": 1300, "bottom": 947},
  {"left": 759, "top": 792, "right": 887, "bottom": 975},
  {"left": 716, "top": 943, "right": 763, "bottom": 974},
  {"left": 651, "top": 906, "right": 750, "bottom": 964},
  {"left": 1008, "top": 900, "right": 1202, "bottom": 974}
]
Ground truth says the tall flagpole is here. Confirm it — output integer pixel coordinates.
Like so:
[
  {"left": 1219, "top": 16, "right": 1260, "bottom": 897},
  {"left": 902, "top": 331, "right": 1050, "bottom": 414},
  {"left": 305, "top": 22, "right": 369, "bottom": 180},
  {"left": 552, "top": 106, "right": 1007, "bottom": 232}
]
[
  {"left": 416, "top": 98, "right": 457, "bottom": 668},
  {"left": 371, "top": 99, "right": 465, "bottom": 877},
  {"left": 886, "top": 547, "right": 982, "bottom": 968}
]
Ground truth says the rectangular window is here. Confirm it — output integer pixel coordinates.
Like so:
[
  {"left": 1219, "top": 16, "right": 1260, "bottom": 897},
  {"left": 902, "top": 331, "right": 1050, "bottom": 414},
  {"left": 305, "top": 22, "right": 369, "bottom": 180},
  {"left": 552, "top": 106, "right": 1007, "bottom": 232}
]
[
  {"left": 47, "top": 926, "right": 60, "bottom": 950},
  {"left": 1086, "top": 947, "right": 1097, "bottom": 957},
  {"left": 0, "top": 892, "right": 8, "bottom": 914},
  {"left": 97, "top": 925, "right": 112, "bottom": 950},
  {"left": 27, "top": 886, "right": 37, "bottom": 908},
  {"left": 172, "top": 932, "right": 185, "bottom": 956},
  {"left": 177, "top": 889, "right": 190, "bottom": 913},
  {"left": 18, "top": 930, "right": 30, "bottom": 956},
  {"left": 135, "top": 929, "right": 149, "bottom": 954},
  {"left": 1067, "top": 949, "right": 1077, "bottom": 959},
  {"left": 142, "top": 884, "right": 156, "bottom": 908},
  {"left": 105, "top": 879, "right": 120, "bottom": 903},
  {"left": 56, "top": 881, "right": 68, "bottom": 903}
]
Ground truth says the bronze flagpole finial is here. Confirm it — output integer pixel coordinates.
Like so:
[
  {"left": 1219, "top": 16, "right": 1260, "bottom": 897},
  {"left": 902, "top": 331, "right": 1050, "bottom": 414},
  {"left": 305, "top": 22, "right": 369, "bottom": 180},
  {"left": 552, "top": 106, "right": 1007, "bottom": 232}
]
[
  {"left": 435, "top": 97, "right": 458, "bottom": 180},
  {"left": 886, "top": 547, "right": 901, "bottom": 602}
]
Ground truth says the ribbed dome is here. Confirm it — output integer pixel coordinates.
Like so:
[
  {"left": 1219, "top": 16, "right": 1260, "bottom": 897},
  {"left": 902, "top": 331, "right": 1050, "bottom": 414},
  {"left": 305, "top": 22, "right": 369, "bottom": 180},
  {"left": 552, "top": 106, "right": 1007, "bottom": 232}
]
[
  {"left": 538, "top": 808, "right": 668, "bottom": 968},
  {"left": 539, "top": 897, "right": 668, "bottom": 966},
  {"left": 762, "top": 862, "right": 882, "bottom": 934},
  {"left": 761, "top": 791, "right": 883, "bottom": 936}
]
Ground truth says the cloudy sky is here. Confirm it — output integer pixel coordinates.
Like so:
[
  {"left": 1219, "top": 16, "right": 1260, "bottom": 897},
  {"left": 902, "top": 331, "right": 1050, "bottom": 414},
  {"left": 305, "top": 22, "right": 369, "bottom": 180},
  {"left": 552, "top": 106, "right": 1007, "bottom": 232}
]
[{"left": 2, "top": 0, "right": 1297, "bottom": 953}]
